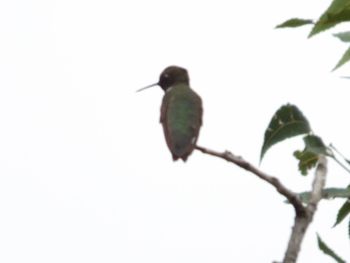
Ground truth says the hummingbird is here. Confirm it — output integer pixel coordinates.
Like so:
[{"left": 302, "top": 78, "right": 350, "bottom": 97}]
[{"left": 137, "top": 66, "right": 203, "bottom": 161}]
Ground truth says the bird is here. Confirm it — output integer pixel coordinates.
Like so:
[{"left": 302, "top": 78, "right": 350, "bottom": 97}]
[{"left": 137, "top": 66, "right": 203, "bottom": 161}]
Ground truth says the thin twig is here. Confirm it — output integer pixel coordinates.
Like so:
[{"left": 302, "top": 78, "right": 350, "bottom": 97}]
[
  {"left": 194, "top": 145, "right": 305, "bottom": 216},
  {"left": 333, "top": 157, "right": 350, "bottom": 174},
  {"left": 330, "top": 144, "right": 349, "bottom": 163},
  {"left": 329, "top": 144, "right": 350, "bottom": 174}
]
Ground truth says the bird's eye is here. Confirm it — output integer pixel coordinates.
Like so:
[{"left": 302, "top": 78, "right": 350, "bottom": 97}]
[{"left": 163, "top": 73, "right": 169, "bottom": 79}]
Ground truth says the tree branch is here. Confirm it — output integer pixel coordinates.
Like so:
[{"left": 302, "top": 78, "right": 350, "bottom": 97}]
[
  {"left": 194, "top": 145, "right": 328, "bottom": 263},
  {"left": 283, "top": 156, "right": 327, "bottom": 263},
  {"left": 194, "top": 145, "right": 305, "bottom": 215}
]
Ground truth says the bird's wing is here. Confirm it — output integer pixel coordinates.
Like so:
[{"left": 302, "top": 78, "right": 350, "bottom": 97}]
[{"left": 161, "top": 85, "right": 202, "bottom": 161}]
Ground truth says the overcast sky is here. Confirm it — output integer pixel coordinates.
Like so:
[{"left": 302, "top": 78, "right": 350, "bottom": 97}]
[{"left": 0, "top": 0, "right": 349, "bottom": 262}]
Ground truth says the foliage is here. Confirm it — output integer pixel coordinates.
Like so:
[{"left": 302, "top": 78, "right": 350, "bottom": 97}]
[
  {"left": 333, "top": 46, "right": 350, "bottom": 70},
  {"left": 295, "top": 188, "right": 350, "bottom": 203},
  {"left": 309, "top": 0, "right": 350, "bottom": 37},
  {"left": 267, "top": 0, "right": 350, "bottom": 261},
  {"left": 333, "top": 31, "right": 350, "bottom": 42},
  {"left": 317, "top": 234, "right": 346, "bottom": 263},
  {"left": 260, "top": 104, "right": 311, "bottom": 161},
  {"left": 276, "top": 0, "right": 350, "bottom": 70},
  {"left": 275, "top": 18, "right": 313, "bottom": 28},
  {"left": 294, "top": 135, "right": 330, "bottom": 175},
  {"left": 334, "top": 199, "right": 350, "bottom": 227}
]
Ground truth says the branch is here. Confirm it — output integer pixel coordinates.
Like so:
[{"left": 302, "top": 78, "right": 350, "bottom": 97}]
[
  {"left": 195, "top": 145, "right": 328, "bottom": 263},
  {"left": 194, "top": 145, "right": 305, "bottom": 215},
  {"left": 308, "top": 156, "right": 328, "bottom": 211},
  {"left": 283, "top": 156, "right": 327, "bottom": 263}
]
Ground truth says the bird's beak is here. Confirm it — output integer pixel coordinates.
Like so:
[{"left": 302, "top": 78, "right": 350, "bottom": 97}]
[{"left": 136, "top": 83, "right": 158, "bottom": 92}]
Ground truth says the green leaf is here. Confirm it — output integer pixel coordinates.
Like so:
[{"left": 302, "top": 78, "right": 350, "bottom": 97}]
[
  {"left": 295, "top": 187, "right": 350, "bottom": 204},
  {"left": 276, "top": 18, "right": 313, "bottom": 28},
  {"left": 348, "top": 219, "right": 350, "bottom": 239},
  {"left": 294, "top": 151, "right": 319, "bottom": 176},
  {"left": 294, "top": 135, "right": 330, "bottom": 175},
  {"left": 302, "top": 135, "right": 329, "bottom": 154},
  {"left": 317, "top": 234, "right": 346, "bottom": 263},
  {"left": 334, "top": 199, "right": 350, "bottom": 227},
  {"left": 260, "top": 104, "right": 311, "bottom": 161},
  {"left": 309, "top": 0, "right": 350, "bottom": 37},
  {"left": 333, "top": 46, "right": 350, "bottom": 71},
  {"left": 334, "top": 31, "right": 350, "bottom": 42}
]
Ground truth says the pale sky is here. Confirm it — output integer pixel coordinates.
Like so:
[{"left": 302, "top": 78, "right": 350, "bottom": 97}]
[{"left": 0, "top": 0, "right": 349, "bottom": 262}]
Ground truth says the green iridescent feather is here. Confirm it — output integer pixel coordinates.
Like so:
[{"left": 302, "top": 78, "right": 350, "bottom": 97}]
[{"left": 161, "top": 84, "right": 202, "bottom": 161}]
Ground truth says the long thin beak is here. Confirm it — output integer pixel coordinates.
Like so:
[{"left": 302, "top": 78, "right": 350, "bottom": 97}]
[{"left": 136, "top": 83, "right": 158, "bottom": 92}]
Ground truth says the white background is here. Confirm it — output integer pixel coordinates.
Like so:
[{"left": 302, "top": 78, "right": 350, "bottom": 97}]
[{"left": 0, "top": 0, "right": 349, "bottom": 262}]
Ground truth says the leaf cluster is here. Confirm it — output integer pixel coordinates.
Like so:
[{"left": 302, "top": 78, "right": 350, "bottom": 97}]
[{"left": 276, "top": 0, "right": 350, "bottom": 70}]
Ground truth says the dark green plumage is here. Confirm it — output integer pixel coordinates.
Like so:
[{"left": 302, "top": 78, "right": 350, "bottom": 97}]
[{"left": 158, "top": 66, "right": 202, "bottom": 161}]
